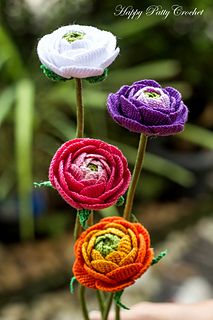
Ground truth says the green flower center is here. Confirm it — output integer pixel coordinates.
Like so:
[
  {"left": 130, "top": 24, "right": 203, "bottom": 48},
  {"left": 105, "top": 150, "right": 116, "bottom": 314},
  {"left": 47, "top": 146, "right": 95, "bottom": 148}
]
[
  {"left": 144, "top": 91, "right": 161, "bottom": 99},
  {"left": 95, "top": 234, "right": 120, "bottom": 257},
  {"left": 63, "top": 31, "right": 85, "bottom": 43},
  {"left": 87, "top": 163, "right": 98, "bottom": 171}
]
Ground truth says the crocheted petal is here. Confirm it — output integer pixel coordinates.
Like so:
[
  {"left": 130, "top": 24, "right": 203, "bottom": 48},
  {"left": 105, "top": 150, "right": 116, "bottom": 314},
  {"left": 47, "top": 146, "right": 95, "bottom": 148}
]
[
  {"left": 117, "top": 235, "right": 132, "bottom": 254},
  {"left": 133, "top": 79, "right": 161, "bottom": 88},
  {"left": 136, "top": 234, "right": 147, "bottom": 263},
  {"left": 113, "top": 114, "right": 153, "bottom": 134},
  {"left": 133, "top": 248, "right": 154, "bottom": 279},
  {"left": 73, "top": 260, "right": 96, "bottom": 289},
  {"left": 98, "top": 178, "right": 124, "bottom": 201},
  {"left": 79, "top": 200, "right": 117, "bottom": 211},
  {"left": 107, "top": 263, "right": 142, "bottom": 281},
  {"left": 100, "top": 47, "right": 120, "bottom": 69},
  {"left": 128, "top": 228, "right": 138, "bottom": 249},
  {"left": 82, "top": 242, "right": 91, "bottom": 267},
  {"left": 84, "top": 263, "right": 116, "bottom": 285},
  {"left": 147, "top": 123, "right": 185, "bottom": 136},
  {"left": 64, "top": 172, "right": 84, "bottom": 192},
  {"left": 107, "top": 93, "right": 121, "bottom": 116},
  {"left": 164, "top": 86, "right": 182, "bottom": 104},
  {"left": 120, "top": 96, "right": 141, "bottom": 121},
  {"left": 80, "top": 182, "right": 106, "bottom": 198},
  {"left": 91, "top": 249, "right": 104, "bottom": 261},
  {"left": 95, "top": 279, "right": 134, "bottom": 292},
  {"left": 91, "top": 260, "right": 118, "bottom": 274},
  {"left": 58, "top": 65, "right": 104, "bottom": 79},
  {"left": 135, "top": 224, "right": 151, "bottom": 247},
  {"left": 52, "top": 176, "right": 83, "bottom": 209},
  {"left": 106, "top": 223, "right": 127, "bottom": 234},
  {"left": 119, "top": 248, "right": 138, "bottom": 266},
  {"left": 105, "top": 251, "right": 126, "bottom": 264}
]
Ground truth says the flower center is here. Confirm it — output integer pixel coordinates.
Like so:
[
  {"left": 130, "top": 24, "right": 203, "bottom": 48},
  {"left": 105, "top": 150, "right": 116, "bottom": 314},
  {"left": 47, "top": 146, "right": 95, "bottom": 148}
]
[
  {"left": 144, "top": 90, "right": 161, "bottom": 99},
  {"left": 87, "top": 163, "right": 98, "bottom": 172},
  {"left": 63, "top": 31, "right": 85, "bottom": 43},
  {"left": 95, "top": 234, "right": 120, "bottom": 257}
]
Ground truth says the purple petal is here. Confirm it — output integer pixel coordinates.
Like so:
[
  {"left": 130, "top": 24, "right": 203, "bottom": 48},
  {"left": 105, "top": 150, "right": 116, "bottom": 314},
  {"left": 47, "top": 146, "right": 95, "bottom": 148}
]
[
  {"left": 120, "top": 96, "right": 141, "bottom": 121},
  {"left": 133, "top": 79, "right": 161, "bottom": 88}
]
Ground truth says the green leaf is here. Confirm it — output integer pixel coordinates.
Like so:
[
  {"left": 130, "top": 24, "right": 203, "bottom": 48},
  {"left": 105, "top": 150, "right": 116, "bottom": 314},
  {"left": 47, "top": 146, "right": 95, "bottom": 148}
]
[
  {"left": 151, "top": 250, "right": 168, "bottom": 265},
  {"left": 0, "top": 86, "right": 15, "bottom": 126},
  {"left": 78, "top": 209, "right": 92, "bottom": 229},
  {"left": 178, "top": 124, "right": 213, "bottom": 149},
  {"left": 114, "top": 291, "right": 129, "bottom": 310},
  {"left": 15, "top": 79, "right": 34, "bottom": 240},
  {"left": 34, "top": 181, "right": 53, "bottom": 188},
  {"left": 107, "top": 139, "right": 195, "bottom": 187}
]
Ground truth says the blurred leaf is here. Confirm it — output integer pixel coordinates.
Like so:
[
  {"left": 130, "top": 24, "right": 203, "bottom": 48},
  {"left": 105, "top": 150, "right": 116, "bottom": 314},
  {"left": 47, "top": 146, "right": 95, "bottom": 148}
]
[
  {"left": 0, "top": 24, "right": 26, "bottom": 79},
  {"left": 108, "top": 139, "right": 195, "bottom": 187},
  {"left": 178, "top": 124, "right": 213, "bottom": 149},
  {"left": 15, "top": 78, "right": 34, "bottom": 240},
  {"left": 108, "top": 60, "right": 180, "bottom": 88},
  {"left": 0, "top": 86, "right": 15, "bottom": 126},
  {"left": 0, "top": 166, "right": 14, "bottom": 200},
  {"left": 99, "top": 205, "right": 119, "bottom": 218},
  {"left": 105, "top": 16, "right": 162, "bottom": 38}
]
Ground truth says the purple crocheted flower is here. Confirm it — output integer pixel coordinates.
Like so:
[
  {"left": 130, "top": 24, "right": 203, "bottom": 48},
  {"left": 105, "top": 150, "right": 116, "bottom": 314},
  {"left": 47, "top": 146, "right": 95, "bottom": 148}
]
[{"left": 107, "top": 79, "right": 188, "bottom": 136}]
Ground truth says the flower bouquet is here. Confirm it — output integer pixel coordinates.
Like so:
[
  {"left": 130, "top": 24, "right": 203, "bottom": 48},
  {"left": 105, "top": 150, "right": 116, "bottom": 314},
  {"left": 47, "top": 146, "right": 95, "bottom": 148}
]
[{"left": 35, "top": 24, "right": 188, "bottom": 320}]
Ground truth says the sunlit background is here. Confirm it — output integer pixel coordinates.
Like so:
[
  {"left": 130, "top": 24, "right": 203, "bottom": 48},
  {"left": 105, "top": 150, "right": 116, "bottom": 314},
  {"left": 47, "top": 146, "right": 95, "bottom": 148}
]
[{"left": 0, "top": 0, "right": 213, "bottom": 319}]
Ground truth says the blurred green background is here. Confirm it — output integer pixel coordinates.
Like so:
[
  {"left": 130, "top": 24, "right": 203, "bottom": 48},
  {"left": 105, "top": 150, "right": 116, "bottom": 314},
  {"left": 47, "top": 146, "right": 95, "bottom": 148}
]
[{"left": 0, "top": 0, "right": 212, "bottom": 318}]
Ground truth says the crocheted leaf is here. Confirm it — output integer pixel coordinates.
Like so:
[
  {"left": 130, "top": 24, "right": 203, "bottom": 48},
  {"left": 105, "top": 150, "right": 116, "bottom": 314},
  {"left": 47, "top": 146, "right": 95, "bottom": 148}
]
[
  {"left": 34, "top": 181, "right": 53, "bottom": 188},
  {"left": 78, "top": 209, "right": 92, "bottom": 229},
  {"left": 40, "top": 64, "right": 69, "bottom": 81},
  {"left": 131, "top": 213, "right": 139, "bottom": 222},
  {"left": 151, "top": 250, "right": 167, "bottom": 265},
  {"left": 116, "top": 196, "right": 125, "bottom": 206},
  {"left": 85, "top": 68, "right": 108, "bottom": 83},
  {"left": 114, "top": 290, "right": 130, "bottom": 310},
  {"left": 70, "top": 276, "right": 76, "bottom": 294}
]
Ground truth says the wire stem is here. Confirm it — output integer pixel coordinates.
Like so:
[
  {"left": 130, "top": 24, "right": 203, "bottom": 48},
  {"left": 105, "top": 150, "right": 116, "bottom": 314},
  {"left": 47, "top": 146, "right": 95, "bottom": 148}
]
[
  {"left": 115, "top": 303, "right": 120, "bottom": 320},
  {"left": 75, "top": 78, "right": 84, "bottom": 138},
  {"left": 103, "top": 293, "right": 114, "bottom": 320},
  {"left": 79, "top": 285, "right": 90, "bottom": 320},
  {"left": 123, "top": 133, "right": 148, "bottom": 221}
]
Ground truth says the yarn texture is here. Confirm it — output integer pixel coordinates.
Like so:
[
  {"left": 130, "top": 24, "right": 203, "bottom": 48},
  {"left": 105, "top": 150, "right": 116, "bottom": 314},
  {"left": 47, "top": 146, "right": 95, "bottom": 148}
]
[
  {"left": 73, "top": 216, "right": 154, "bottom": 292},
  {"left": 49, "top": 139, "right": 131, "bottom": 210},
  {"left": 107, "top": 79, "right": 188, "bottom": 136},
  {"left": 37, "top": 25, "right": 119, "bottom": 79}
]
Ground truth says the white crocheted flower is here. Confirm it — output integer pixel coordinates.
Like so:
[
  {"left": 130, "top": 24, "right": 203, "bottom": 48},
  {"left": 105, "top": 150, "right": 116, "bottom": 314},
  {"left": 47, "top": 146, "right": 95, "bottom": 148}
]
[{"left": 37, "top": 25, "right": 120, "bottom": 79}]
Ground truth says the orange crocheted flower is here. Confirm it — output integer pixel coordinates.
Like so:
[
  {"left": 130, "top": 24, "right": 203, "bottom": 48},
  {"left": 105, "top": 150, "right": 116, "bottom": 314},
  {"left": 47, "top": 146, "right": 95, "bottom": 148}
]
[{"left": 73, "top": 216, "right": 154, "bottom": 292}]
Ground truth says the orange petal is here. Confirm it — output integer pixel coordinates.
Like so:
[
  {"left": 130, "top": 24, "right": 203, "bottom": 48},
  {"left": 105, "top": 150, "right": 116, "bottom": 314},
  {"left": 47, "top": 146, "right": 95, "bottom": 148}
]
[
  {"left": 91, "top": 249, "right": 104, "bottom": 261},
  {"left": 118, "top": 235, "right": 132, "bottom": 254},
  {"left": 106, "top": 223, "right": 127, "bottom": 234},
  {"left": 105, "top": 250, "right": 126, "bottom": 264},
  {"left": 91, "top": 260, "right": 118, "bottom": 274},
  {"left": 136, "top": 234, "right": 147, "bottom": 263},
  {"left": 128, "top": 228, "right": 138, "bottom": 249},
  {"left": 82, "top": 242, "right": 91, "bottom": 266},
  {"left": 133, "top": 248, "right": 154, "bottom": 280},
  {"left": 84, "top": 229, "right": 99, "bottom": 243},
  {"left": 135, "top": 223, "right": 151, "bottom": 247},
  {"left": 73, "top": 260, "right": 96, "bottom": 289},
  {"left": 104, "top": 227, "right": 125, "bottom": 238},
  {"left": 107, "top": 263, "right": 142, "bottom": 282},
  {"left": 119, "top": 248, "right": 138, "bottom": 266},
  {"left": 95, "top": 279, "right": 134, "bottom": 292},
  {"left": 84, "top": 263, "right": 116, "bottom": 285}
]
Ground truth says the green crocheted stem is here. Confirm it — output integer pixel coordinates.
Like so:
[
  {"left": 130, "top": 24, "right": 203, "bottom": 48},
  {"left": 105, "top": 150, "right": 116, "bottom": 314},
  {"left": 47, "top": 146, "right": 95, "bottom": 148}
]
[
  {"left": 78, "top": 209, "right": 92, "bottom": 229},
  {"left": 151, "top": 250, "right": 168, "bottom": 265},
  {"left": 114, "top": 291, "right": 129, "bottom": 310},
  {"left": 95, "top": 234, "right": 120, "bottom": 257},
  {"left": 34, "top": 181, "right": 53, "bottom": 188},
  {"left": 40, "top": 64, "right": 70, "bottom": 82},
  {"left": 116, "top": 196, "right": 125, "bottom": 207},
  {"left": 70, "top": 276, "right": 76, "bottom": 294},
  {"left": 85, "top": 68, "right": 108, "bottom": 84}
]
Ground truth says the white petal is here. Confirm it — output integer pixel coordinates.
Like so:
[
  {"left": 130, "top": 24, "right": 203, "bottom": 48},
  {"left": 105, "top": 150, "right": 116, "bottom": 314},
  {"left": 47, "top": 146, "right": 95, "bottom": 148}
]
[{"left": 100, "top": 47, "right": 120, "bottom": 69}]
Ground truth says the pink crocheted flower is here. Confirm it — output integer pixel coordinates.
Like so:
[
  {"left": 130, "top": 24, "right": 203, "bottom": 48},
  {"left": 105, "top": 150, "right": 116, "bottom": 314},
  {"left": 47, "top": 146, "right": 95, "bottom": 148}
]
[{"left": 49, "top": 138, "right": 131, "bottom": 210}]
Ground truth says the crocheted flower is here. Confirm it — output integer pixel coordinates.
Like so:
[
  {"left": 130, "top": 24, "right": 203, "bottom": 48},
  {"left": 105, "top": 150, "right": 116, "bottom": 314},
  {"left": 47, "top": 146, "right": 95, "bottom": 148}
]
[
  {"left": 37, "top": 25, "right": 120, "bottom": 79},
  {"left": 107, "top": 79, "right": 188, "bottom": 136},
  {"left": 73, "top": 216, "right": 154, "bottom": 292},
  {"left": 49, "top": 139, "right": 131, "bottom": 210}
]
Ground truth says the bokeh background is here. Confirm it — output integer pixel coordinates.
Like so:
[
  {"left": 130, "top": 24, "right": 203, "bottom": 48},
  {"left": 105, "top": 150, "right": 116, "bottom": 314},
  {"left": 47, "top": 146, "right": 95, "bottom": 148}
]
[{"left": 0, "top": 0, "right": 213, "bottom": 319}]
